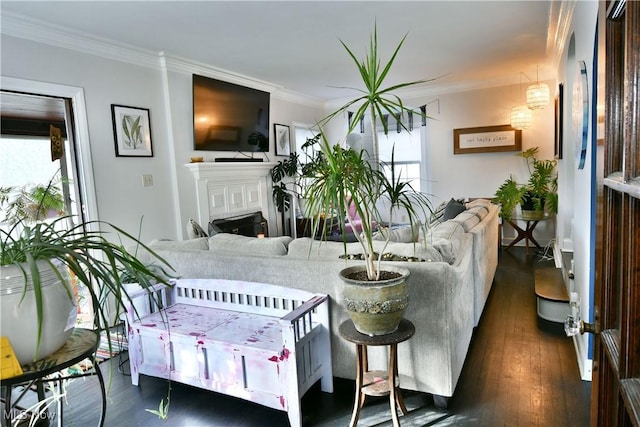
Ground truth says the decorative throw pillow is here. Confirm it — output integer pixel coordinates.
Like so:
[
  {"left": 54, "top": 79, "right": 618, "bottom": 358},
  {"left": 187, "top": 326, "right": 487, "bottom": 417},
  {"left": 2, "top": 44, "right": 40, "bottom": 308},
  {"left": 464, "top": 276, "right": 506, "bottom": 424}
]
[
  {"left": 186, "top": 218, "right": 208, "bottom": 239},
  {"left": 442, "top": 198, "right": 466, "bottom": 220},
  {"left": 430, "top": 200, "right": 448, "bottom": 224}
]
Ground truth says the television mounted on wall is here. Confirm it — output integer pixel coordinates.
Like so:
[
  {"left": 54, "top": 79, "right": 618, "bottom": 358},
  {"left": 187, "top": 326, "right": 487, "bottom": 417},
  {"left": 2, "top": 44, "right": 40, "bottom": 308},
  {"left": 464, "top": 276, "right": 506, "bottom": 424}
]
[{"left": 193, "top": 74, "right": 270, "bottom": 152}]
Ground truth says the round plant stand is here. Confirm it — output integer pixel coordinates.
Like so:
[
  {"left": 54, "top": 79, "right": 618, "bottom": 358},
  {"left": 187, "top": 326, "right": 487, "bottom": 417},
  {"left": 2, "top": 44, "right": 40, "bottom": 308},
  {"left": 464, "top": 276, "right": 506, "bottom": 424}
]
[
  {"left": 339, "top": 318, "right": 415, "bottom": 427},
  {"left": 1, "top": 328, "right": 106, "bottom": 427}
]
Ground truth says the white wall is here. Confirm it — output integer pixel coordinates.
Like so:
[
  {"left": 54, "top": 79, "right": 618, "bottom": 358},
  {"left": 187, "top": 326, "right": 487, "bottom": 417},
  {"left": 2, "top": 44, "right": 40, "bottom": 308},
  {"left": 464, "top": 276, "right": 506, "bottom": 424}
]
[
  {"left": 405, "top": 84, "right": 556, "bottom": 245},
  {"left": 0, "top": 32, "right": 558, "bottom": 246},
  {"left": 1, "top": 35, "right": 175, "bottom": 243},
  {"left": 0, "top": 36, "right": 327, "bottom": 241},
  {"left": 1, "top": 8, "right": 602, "bottom": 380},
  {"left": 555, "top": 1, "right": 599, "bottom": 380},
  {"left": 160, "top": 62, "right": 326, "bottom": 239}
]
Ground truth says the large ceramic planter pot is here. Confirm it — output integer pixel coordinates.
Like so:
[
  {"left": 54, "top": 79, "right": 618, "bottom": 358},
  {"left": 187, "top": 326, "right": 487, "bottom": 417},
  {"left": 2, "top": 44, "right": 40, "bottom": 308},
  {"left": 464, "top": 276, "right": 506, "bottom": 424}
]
[
  {"left": 521, "top": 209, "right": 545, "bottom": 220},
  {"left": 0, "top": 260, "right": 76, "bottom": 364},
  {"left": 340, "top": 265, "right": 410, "bottom": 336},
  {"left": 521, "top": 193, "right": 546, "bottom": 220}
]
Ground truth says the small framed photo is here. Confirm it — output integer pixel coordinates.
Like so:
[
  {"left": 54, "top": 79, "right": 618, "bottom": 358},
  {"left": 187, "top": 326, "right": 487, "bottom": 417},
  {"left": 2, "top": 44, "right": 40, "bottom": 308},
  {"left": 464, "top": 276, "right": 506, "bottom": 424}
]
[
  {"left": 111, "top": 104, "right": 153, "bottom": 157},
  {"left": 274, "top": 123, "right": 291, "bottom": 156}
]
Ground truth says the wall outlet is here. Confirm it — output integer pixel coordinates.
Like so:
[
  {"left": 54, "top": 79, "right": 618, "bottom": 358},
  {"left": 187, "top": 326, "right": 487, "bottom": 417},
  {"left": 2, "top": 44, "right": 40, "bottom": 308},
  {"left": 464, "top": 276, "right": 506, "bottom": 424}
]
[{"left": 142, "top": 174, "right": 153, "bottom": 187}]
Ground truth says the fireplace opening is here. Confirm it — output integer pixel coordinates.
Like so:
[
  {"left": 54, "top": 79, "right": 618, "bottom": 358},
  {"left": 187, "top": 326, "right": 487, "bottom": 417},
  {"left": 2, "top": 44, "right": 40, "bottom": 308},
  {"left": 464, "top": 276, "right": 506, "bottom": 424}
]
[{"left": 208, "top": 211, "right": 268, "bottom": 237}]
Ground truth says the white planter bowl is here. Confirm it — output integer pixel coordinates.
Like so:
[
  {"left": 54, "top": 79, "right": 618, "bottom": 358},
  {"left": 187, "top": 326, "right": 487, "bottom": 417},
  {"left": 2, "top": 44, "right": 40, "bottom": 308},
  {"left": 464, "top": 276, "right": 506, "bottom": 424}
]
[{"left": 1, "top": 260, "right": 76, "bottom": 364}]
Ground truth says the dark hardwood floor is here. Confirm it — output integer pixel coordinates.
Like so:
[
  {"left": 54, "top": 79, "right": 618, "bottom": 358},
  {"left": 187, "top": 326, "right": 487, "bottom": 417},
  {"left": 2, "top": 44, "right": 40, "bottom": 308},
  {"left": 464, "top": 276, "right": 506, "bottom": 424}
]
[{"left": 5, "top": 247, "right": 591, "bottom": 426}]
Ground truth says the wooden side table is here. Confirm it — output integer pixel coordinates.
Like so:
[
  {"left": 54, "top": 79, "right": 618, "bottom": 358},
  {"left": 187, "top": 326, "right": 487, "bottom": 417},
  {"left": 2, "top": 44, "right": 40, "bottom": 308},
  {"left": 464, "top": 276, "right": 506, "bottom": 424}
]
[
  {"left": 504, "top": 215, "right": 550, "bottom": 254},
  {"left": 339, "top": 319, "right": 415, "bottom": 427},
  {"left": 1, "top": 328, "right": 106, "bottom": 427}
]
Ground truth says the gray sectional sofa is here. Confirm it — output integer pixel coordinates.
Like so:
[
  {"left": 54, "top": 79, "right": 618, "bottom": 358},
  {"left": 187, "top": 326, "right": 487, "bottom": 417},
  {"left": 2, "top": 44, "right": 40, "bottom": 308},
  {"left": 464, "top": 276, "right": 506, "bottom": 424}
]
[{"left": 140, "top": 199, "right": 499, "bottom": 400}]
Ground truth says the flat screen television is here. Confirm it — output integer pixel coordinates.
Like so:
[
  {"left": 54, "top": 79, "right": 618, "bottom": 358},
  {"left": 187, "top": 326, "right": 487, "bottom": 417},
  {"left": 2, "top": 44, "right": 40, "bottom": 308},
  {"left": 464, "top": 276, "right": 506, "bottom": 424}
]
[{"left": 193, "top": 74, "right": 270, "bottom": 152}]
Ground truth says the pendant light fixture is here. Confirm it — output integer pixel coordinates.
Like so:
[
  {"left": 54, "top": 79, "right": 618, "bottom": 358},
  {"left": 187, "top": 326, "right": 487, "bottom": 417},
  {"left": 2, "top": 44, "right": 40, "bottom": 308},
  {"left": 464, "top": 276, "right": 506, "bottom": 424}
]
[
  {"left": 526, "top": 66, "right": 550, "bottom": 110},
  {"left": 510, "top": 73, "right": 532, "bottom": 130},
  {"left": 510, "top": 105, "right": 533, "bottom": 130}
]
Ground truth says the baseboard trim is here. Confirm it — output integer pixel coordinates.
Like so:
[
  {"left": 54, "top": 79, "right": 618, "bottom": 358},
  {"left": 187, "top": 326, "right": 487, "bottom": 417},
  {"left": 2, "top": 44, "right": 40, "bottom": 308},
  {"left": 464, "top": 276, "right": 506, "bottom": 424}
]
[{"left": 572, "top": 335, "right": 593, "bottom": 381}]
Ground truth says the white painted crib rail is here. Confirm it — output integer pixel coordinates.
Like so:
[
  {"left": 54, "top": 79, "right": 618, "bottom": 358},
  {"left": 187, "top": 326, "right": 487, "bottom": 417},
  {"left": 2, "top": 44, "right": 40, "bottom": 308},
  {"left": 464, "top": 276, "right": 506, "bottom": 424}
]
[{"left": 125, "top": 279, "right": 333, "bottom": 427}]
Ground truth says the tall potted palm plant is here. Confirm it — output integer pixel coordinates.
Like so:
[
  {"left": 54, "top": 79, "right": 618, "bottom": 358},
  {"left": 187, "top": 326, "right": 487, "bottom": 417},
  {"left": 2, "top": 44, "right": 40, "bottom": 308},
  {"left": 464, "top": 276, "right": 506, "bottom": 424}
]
[{"left": 303, "top": 26, "right": 434, "bottom": 335}]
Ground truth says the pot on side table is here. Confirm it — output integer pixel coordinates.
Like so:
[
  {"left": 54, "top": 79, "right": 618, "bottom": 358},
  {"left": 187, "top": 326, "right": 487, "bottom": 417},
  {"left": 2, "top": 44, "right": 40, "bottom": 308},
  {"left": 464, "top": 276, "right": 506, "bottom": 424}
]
[
  {"left": 521, "top": 192, "right": 546, "bottom": 220},
  {"left": 0, "top": 260, "right": 76, "bottom": 364},
  {"left": 521, "top": 210, "right": 546, "bottom": 220},
  {"left": 340, "top": 265, "right": 410, "bottom": 336}
]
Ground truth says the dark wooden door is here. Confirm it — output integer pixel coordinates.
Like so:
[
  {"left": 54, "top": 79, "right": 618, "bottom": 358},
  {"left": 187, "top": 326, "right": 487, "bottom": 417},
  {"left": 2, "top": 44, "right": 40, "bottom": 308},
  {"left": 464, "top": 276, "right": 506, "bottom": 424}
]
[{"left": 593, "top": 1, "right": 640, "bottom": 425}]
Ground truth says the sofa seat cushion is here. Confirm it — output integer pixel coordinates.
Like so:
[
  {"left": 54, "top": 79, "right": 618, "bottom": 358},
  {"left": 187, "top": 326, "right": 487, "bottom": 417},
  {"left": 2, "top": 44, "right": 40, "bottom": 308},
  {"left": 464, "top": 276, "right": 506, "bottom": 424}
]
[{"left": 209, "top": 233, "right": 293, "bottom": 256}]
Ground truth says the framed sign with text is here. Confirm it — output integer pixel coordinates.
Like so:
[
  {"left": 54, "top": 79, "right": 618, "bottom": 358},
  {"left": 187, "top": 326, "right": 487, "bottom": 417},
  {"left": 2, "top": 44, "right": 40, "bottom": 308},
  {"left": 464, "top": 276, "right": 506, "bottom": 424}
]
[{"left": 453, "top": 124, "right": 521, "bottom": 155}]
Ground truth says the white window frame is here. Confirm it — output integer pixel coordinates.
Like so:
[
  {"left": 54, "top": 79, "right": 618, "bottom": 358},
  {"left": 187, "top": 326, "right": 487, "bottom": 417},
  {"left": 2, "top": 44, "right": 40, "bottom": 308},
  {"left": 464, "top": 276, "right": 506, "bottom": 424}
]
[{"left": 1, "top": 77, "right": 99, "bottom": 224}]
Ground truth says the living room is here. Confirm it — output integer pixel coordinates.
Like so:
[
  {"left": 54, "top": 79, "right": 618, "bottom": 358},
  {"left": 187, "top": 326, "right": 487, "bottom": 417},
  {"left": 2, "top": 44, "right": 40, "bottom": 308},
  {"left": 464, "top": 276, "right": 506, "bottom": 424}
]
[{"left": 2, "top": 0, "right": 625, "bottom": 424}]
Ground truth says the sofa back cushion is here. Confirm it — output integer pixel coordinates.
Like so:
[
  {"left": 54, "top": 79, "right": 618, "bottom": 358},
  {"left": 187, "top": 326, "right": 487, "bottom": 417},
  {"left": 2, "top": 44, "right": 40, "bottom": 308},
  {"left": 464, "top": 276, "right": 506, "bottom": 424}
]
[
  {"left": 286, "top": 238, "right": 347, "bottom": 260},
  {"left": 451, "top": 211, "right": 481, "bottom": 232},
  {"left": 149, "top": 237, "right": 209, "bottom": 251},
  {"left": 209, "top": 233, "right": 292, "bottom": 256},
  {"left": 425, "top": 220, "right": 466, "bottom": 263},
  {"left": 466, "top": 205, "right": 490, "bottom": 221},
  {"left": 286, "top": 237, "right": 444, "bottom": 263},
  {"left": 372, "top": 221, "right": 421, "bottom": 243}
]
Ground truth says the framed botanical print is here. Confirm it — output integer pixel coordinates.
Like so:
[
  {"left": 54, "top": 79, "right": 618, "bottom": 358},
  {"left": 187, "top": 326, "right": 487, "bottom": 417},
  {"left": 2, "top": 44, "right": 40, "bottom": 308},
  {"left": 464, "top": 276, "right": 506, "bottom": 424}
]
[
  {"left": 111, "top": 104, "right": 153, "bottom": 157},
  {"left": 274, "top": 123, "right": 291, "bottom": 156}
]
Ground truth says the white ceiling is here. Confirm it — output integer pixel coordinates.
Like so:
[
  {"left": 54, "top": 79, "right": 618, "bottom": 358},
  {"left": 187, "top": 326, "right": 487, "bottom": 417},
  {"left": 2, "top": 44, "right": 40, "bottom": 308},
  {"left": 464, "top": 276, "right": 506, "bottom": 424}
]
[{"left": 1, "top": 1, "right": 557, "bottom": 102}]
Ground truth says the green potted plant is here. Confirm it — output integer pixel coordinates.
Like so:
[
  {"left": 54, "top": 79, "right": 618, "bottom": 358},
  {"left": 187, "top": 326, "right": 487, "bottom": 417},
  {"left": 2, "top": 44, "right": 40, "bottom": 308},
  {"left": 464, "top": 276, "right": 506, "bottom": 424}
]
[
  {"left": 301, "top": 26, "right": 433, "bottom": 335},
  {"left": 271, "top": 151, "right": 301, "bottom": 234},
  {"left": 0, "top": 175, "right": 66, "bottom": 225},
  {"left": 494, "top": 147, "right": 558, "bottom": 220},
  {"left": 0, "top": 212, "right": 174, "bottom": 365},
  {"left": 494, "top": 176, "right": 527, "bottom": 221}
]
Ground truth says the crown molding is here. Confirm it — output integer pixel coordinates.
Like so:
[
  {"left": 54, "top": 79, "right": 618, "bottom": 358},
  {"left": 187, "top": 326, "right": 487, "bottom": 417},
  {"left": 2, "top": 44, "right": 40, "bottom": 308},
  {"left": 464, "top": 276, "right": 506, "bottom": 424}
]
[
  {"left": 548, "top": 1, "right": 576, "bottom": 72},
  {"left": 159, "top": 52, "right": 280, "bottom": 93},
  {"left": 1, "top": 11, "right": 160, "bottom": 69},
  {"left": 158, "top": 52, "right": 323, "bottom": 108},
  {"left": 2, "top": 10, "right": 532, "bottom": 110},
  {"left": 2, "top": 11, "right": 322, "bottom": 108}
]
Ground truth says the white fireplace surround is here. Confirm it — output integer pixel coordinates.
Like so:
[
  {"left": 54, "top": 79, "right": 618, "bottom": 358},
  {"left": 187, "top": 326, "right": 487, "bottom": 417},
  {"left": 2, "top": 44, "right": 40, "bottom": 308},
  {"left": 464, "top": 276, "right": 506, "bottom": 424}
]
[{"left": 185, "top": 162, "right": 278, "bottom": 235}]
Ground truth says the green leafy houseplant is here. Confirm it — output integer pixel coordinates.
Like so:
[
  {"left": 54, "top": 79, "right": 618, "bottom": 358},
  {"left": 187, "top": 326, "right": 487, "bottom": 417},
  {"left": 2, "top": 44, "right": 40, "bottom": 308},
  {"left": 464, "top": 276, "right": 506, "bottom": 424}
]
[
  {"left": 295, "top": 25, "right": 437, "bottom": 336},
  {"left": 494, "top": 176, "right": 526, "bottom": 220},
  {"left": 271, "top": 152, "right": 301, "bottom": 215},
  {"left": 321, "top": 25, "right": 437, "bottom": 165},
  {"left": 302, "top": 25, "right": 434, "bottom": 283},
  {"left": 494, "top": 147, "right": 558, "bottom": 220},
  {"left": 1, "top": 176, "right": 66, "bottom": 225},
  {"left": 0, "top": 216, "right": 174, "bottom": 363},
  {"left": 303, "top": 138, "right": 430, "bottom": 281}
]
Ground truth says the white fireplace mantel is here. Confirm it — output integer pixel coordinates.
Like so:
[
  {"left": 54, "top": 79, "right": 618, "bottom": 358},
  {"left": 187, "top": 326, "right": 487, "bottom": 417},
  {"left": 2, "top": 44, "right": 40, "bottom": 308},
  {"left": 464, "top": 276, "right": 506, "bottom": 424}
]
[{"left": 185, "top": 161, "right": 278, "bottom": 233}]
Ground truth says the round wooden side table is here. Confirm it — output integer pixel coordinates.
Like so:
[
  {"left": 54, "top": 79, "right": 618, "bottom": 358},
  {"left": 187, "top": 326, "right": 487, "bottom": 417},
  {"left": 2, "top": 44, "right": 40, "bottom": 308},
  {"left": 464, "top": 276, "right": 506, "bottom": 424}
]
[{"left": 339, "top": 318, "right": 415, "bottom": 427}]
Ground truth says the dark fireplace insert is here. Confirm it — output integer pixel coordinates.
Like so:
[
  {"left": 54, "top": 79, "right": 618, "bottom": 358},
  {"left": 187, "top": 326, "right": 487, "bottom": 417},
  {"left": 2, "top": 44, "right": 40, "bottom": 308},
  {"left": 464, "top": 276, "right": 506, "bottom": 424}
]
[{"left": 208, "top": 211, "right": 268, "bottom": 237}]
